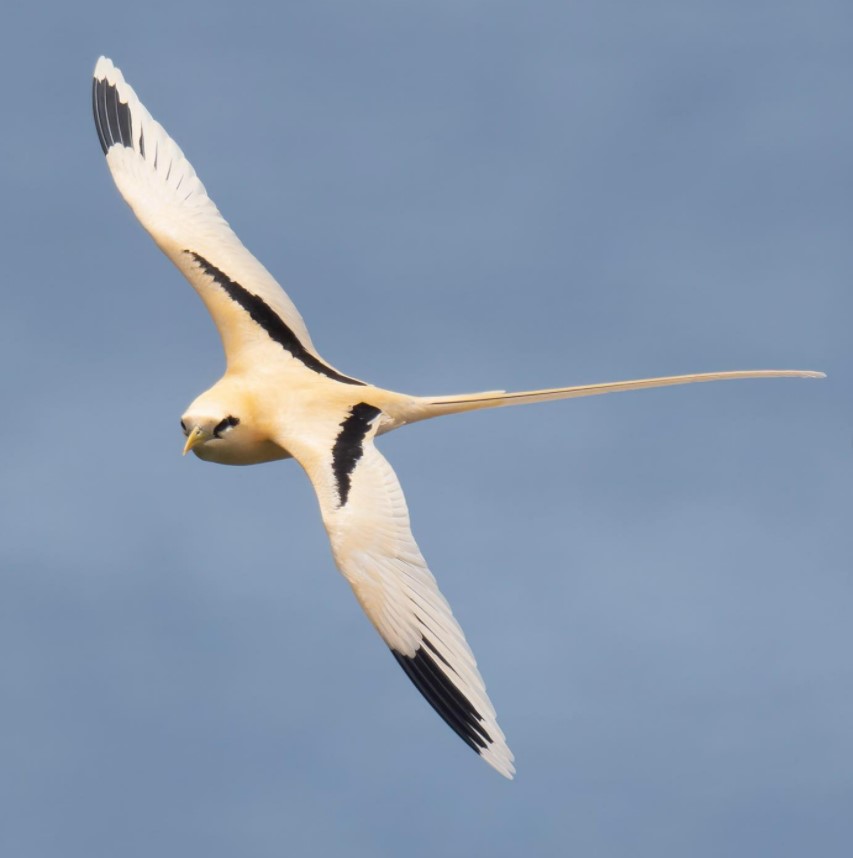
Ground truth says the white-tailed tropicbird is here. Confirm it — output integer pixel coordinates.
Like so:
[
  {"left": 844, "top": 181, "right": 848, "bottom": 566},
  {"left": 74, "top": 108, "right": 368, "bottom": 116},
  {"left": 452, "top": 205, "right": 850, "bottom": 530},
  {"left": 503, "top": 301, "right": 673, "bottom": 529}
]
[{"left": 92, "top": 56, "right": 823, "bottom": 779}]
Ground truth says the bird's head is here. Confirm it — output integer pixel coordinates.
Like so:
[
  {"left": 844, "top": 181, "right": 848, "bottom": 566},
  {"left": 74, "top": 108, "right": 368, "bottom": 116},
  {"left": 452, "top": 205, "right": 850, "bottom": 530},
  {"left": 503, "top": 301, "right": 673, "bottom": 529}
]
[
  {"left": 179, "top": 386, "right": 291, "bottom": 465},
  {"left": 180, "top": 410, "right": 242, "bottom": 460},
  {"left": 180, "top": 383, "right": 249, "bottom": 461}
]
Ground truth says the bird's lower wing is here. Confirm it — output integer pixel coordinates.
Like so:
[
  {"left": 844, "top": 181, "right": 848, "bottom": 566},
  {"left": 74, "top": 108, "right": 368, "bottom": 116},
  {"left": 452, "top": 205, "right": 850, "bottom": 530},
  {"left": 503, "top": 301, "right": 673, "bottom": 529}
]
[
  {"left": 298, "top": 404, "right": 515, "bottom": 778},
  {"left": 92, "top": 57, "right": 360, "bottom": 384}
]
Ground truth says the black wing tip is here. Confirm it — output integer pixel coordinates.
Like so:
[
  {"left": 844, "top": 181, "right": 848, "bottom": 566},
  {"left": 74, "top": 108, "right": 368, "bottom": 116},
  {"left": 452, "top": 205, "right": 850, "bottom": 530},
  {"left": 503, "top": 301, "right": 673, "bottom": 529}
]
[
  {"left": 92, "top": 65, "right": 134, "bottom": 156},
  {"left": 392, "top": 639, "right": 494, "bottom": 757}
]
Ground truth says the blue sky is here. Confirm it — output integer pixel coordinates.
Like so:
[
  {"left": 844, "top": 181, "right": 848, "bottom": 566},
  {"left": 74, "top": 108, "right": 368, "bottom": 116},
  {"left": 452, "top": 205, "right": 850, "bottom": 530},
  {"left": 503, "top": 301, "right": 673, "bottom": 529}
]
[{"left": 1, "top": 2, "right": 850, "bottom": 856}]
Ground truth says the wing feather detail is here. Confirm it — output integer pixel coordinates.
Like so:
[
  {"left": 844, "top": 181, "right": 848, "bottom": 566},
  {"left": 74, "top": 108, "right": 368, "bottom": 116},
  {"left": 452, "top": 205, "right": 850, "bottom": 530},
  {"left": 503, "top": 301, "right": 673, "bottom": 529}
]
[
  {"left": 92, "top": 57, "right": 336, "bottom": 373},
  {"left": 299, "top": 406, "right": 515, "bottom": 778}
]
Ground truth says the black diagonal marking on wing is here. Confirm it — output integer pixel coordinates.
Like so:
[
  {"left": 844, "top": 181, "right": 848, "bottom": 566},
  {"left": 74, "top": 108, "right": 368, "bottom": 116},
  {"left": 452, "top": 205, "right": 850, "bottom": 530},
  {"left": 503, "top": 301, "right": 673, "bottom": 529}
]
[
  {"left": 332, "top": 403, "right": 382, "bottom": 506},
  {"left": 187, "top": 251, "right": 365, "bottom": 386}
]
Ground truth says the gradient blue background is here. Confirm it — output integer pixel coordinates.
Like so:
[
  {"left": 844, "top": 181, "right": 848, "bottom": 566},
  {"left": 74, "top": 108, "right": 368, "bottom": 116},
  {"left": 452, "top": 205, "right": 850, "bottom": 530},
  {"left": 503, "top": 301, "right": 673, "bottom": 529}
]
[{"left": 1, "top": 2, "right": 850, "bottom": 856}]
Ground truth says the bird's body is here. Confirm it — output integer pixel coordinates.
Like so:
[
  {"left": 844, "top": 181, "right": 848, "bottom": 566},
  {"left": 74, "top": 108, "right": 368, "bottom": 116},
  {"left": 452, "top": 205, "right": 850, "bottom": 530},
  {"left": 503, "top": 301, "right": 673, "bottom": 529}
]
[{"left": 93, "top": 57, "right": 822, "bottom": 779}]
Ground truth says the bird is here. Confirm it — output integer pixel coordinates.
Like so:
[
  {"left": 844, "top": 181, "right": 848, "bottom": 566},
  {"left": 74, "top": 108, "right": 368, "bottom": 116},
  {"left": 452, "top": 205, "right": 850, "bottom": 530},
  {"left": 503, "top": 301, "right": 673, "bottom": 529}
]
[{"left": 92, "top": 56, "right": 823, "bottom": 779}]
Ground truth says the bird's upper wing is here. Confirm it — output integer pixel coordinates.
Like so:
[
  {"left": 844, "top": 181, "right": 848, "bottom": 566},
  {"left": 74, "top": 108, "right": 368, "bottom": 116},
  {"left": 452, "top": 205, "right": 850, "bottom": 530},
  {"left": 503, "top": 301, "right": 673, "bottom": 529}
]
[
  {"left": 92, "top": 57, "right": 361, "bottom": 384},
  {"left": 297, "top": 403, "right": 515, "bottom": 778}
]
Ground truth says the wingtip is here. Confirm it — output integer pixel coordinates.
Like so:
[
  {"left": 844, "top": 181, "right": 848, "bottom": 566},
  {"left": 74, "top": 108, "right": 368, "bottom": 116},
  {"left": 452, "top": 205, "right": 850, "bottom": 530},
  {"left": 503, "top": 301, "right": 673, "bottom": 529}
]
[
  {"left": 94, "top": 55, "right": 115, "bottom": 81},
  {"left": 484, "top": 749, "right": 516, "bottom": 780},
  {"left": 94, "top": 56, "right": 132, "bottom": 94}
]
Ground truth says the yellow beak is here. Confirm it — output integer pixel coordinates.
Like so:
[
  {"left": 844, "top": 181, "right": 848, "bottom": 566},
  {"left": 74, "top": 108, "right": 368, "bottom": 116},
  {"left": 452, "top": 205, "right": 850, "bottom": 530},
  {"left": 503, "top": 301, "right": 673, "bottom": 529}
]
[{"left": 182, "top": 425, "right": 208, "bottom": 456}]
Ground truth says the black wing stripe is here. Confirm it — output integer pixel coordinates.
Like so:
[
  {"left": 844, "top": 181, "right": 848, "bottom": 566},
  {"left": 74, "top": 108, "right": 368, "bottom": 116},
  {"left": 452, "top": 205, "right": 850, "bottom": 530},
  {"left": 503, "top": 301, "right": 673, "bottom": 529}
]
[
  {"left": 392, "top": 639, "right": 493, "bottom": 754},
  {"left": 116, "top": 85, "right": 132, "bottom": 146},
  {"left": 414, "top": 645, "right": 492, "bottom": 745},
  {"left": 421, "top": 635, "right": 453, "bottom": 669},
  {"left": 92, "top": 76, "right": 134, "bottom": 154},
  {"left": 394, "top": 649, "right": 482, "bottom": 753},
  {"left": 332, "top": 403, "right": 382, "bottom": 506},
  {"left": 92, "top": 77, "right": 109, "bottom": 154},
  {"left": 105, "top": 80, "right": 120, "bottom": 146},
  {"left": 186, "top": 251, "right": 366, "bottom": 386}
]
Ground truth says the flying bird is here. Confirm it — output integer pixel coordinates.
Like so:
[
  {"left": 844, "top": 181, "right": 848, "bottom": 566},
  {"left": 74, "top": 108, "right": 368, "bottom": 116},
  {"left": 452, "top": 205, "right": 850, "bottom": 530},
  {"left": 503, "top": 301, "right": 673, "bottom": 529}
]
[{"left": 92, "top": 56, "right": 823, "bottom": 779}]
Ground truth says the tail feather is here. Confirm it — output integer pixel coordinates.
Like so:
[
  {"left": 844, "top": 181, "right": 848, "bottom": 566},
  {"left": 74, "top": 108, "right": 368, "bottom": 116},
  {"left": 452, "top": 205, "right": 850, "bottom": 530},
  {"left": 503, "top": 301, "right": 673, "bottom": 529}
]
[{"left": 418, "top": 369, "right": 824, "bottom": 419}]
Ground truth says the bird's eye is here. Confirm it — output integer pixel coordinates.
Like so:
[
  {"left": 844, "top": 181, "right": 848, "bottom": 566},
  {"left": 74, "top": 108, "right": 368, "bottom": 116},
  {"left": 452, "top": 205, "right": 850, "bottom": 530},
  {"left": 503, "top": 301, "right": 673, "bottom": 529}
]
[
  {"left": 213, "top": 415, "right": 240, "bottom": 438},
  {"left": 180, "top": 420, "right": 188, "bottom": 435}
]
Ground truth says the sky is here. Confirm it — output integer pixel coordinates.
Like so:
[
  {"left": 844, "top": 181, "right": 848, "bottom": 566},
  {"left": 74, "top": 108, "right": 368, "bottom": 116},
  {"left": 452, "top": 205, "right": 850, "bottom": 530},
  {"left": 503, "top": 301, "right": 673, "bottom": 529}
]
[{"left": 1, "top": 1, "right": 851, "bottom": 856}]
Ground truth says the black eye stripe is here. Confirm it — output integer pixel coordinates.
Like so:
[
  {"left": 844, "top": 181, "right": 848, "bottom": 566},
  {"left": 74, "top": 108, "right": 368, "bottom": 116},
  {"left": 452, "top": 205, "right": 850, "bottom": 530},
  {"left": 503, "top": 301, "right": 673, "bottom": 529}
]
[{"left": 213, "top": 415, "right": 240, "bottom": 437}]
